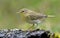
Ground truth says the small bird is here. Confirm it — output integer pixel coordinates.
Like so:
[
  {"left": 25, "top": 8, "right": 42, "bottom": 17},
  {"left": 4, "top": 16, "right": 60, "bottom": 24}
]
[{"left": 17, "top": 8, "right": 55, "bottom": 29}]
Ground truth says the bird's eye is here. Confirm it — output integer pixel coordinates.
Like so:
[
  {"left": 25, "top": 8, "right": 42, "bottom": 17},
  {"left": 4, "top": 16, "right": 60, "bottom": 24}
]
[
  {"left": 20, "top": 11, "right": 25, "bottom": 13},
  {"left": 21, "top": 10, "right": 27, "bottom": 13},
  {"left": 22, "top": 11, "right": 24, "bottom": 12}
]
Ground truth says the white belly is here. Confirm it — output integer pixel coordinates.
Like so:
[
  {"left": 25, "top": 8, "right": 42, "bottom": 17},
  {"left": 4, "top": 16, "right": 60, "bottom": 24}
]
[{"left": 27, "top": 19, "right": 42, "bottom": 24}]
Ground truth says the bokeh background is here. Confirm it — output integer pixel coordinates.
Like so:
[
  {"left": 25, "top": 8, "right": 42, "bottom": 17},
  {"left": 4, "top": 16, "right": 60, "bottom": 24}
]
[{"left": 0, "top": 0, "right": 60, "bottom": 32}]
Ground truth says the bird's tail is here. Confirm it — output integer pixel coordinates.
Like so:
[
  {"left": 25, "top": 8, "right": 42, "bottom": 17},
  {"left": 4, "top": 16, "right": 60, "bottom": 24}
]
[{"left": 47, "top": 15, "right": 55, "bottom": 18}]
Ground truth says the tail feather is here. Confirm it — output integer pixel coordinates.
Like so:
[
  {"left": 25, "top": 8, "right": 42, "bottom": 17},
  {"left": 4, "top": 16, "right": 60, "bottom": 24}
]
[{"left": 47, "top": 15, "right": 55, "bottom": 18}]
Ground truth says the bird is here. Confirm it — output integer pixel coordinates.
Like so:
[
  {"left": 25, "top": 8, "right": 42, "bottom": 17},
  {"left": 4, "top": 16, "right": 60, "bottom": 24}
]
[{"left": 17, "top": 8, "right": 55, "bottom": 30}]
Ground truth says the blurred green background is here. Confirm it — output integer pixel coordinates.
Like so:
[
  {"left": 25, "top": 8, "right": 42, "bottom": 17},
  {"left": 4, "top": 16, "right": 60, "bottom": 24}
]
[{"left": 0, "top": 0, "right": 60, "bottom": 32}]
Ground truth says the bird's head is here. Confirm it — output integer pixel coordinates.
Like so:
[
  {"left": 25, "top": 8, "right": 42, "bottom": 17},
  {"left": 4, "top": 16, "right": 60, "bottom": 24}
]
[{"left": 17, "top": 8, "right": 30, "bottom": 14}]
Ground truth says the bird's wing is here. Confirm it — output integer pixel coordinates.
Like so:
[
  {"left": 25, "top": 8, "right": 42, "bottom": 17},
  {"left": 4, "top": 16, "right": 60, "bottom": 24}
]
[{"left": 26, "top": 14, "right": 44, "bottom": 20}]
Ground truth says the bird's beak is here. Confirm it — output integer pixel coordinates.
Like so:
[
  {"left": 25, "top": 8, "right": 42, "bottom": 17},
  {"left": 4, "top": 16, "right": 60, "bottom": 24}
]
[
  {"left": 17, "top": 11, "right": 21, "bottom": 13},
  {"left": 17, "top": 9, "right": 22, "bottom": 13}
]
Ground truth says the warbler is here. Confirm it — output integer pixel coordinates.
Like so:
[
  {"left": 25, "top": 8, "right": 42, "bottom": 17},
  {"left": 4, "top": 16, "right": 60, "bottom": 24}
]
[{"left": 17, "top": 8, "right": 55, "bottom": 29}]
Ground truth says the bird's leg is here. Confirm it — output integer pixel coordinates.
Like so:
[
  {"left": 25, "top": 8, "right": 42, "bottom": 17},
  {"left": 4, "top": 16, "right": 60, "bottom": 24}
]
[
  {"left": 28, "top": 23, "right": 35, "bottom": 30},
  {"left": 28, "top": 23, "right": 39, "bottom": 31},
  {"left": 34, "top": 23, "right": 39, "bottom": 30},
  {"left": 32, "top": 23, "right": 36, "bottom": 29},
  {"left": 31, "top": 24, "right": 35, "bottom": 28}
]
